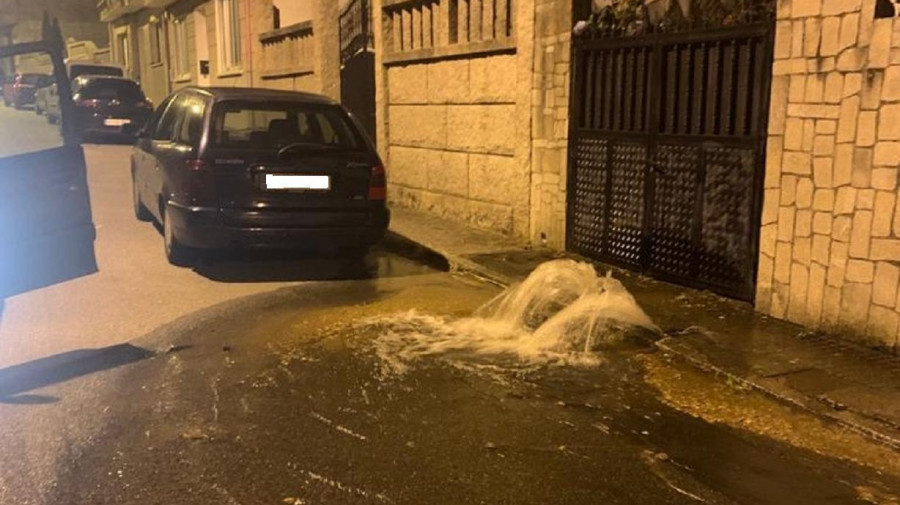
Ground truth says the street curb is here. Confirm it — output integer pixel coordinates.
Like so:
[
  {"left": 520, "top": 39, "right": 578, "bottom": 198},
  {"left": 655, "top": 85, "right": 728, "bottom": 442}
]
[
  {"left": 381, "top": 231, "right": 451, "bottom": 273},
  {"left": 382, "top": 230, "right": 515, "bottom": 288},
  {"left": 655, "top": 338, "right": 900, "bottom": 452}
]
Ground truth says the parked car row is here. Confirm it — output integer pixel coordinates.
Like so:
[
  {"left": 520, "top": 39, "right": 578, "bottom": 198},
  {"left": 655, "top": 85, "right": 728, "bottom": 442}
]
[
  {"left": 2, "top": 72, "right": 50, "bottom": 109},
  {"left": 3, "top": 61, "right": 152, "bottom": 142},
  {"left": 5, "top": 62, "right": 389, "bottom": 265}
]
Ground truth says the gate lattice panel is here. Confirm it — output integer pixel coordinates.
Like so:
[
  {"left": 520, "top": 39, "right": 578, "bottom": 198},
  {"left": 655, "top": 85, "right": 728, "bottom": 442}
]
[{"left": 567, "top": 24, "right": 773, "bottom": 301}]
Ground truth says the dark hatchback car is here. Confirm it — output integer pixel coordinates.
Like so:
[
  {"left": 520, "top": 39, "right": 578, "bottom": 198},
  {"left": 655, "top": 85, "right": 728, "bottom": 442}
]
[
  {"left": 71, "top": 75, "right": 153, "bottom": 140},
  {"left": 131, "top": 87, "right": 389, "bottom": 264}
]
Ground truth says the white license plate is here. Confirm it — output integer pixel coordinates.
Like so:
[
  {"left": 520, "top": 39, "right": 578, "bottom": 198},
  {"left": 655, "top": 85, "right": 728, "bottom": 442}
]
[
  {"left": 265, "top": 174, "right": 330, "bottom": 190},
  {"left": 104, "top": 118, "right": 131, "bottom": 127}
]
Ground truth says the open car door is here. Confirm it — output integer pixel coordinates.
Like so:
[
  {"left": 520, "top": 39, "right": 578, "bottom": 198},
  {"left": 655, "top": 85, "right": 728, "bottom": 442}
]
[{"left": 0, "top": 16, "right": 97, "bottom": 299}]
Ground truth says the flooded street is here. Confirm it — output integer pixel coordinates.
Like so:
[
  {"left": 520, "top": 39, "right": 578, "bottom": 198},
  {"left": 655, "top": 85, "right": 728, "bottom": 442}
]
[{"left": 33, "top": 265, "right": 900, "bottom": 505}]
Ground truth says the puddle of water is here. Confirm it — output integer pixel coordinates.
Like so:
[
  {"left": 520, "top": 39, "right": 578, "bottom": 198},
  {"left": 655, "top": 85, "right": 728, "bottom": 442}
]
[{"left": 367, "top": 260, "right": 658, "bottom": 374}]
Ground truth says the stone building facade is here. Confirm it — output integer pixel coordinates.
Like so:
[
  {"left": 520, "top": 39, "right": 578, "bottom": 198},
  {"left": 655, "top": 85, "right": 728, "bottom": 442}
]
[
  {"left": 756, "top": 0, "right": 900, "bottom": 348},
  {"left": 99, "top": 0, "right": 340, "bottom": 105}
]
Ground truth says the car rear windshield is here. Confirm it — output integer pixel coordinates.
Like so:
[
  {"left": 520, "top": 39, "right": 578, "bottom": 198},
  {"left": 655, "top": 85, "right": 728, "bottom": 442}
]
[
  {"left": 20, "top": 74, "right": 44, "bottom": 85},
  {"left": 70, "top": 65, "right": 124, "bottom": 79},
  {"left": 211, "top": 101, "right": 363, "bottom": 151},
  {"left": 79, "top": 80, "right": 145, "bottom": 103}
]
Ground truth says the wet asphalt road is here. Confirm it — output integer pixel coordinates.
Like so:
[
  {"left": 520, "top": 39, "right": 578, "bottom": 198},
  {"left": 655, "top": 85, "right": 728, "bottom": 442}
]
[
  {"left": 0, "top": 104, "right": 437, "bottom": 503},
  {"left": 32, "top": 276, "right": 900, "bottom": 505}
]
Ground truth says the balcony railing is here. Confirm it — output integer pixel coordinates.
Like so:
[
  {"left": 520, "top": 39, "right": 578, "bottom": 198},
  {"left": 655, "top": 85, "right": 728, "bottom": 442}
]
[
  {"left": 259, "top": 21, "right": 315, "bottom": 80},
  {"left": 97, "top": 0, "right": 177, "bottom": 22},
  {"left": 383, "top": 0, "right": 516, "bottom": 65}
]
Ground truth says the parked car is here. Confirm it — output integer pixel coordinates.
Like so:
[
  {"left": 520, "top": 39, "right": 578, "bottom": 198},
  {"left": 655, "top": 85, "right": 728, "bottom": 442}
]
[
  {"left": 44, "top": 61, "right": 125, "bottom": 124},
  {"left": 131, "top": 87, "right": 389, "bottom": 265},
  {"left": 67, "top": 60, "right": 124, "bottom": 80},
  {"left": 2, "top": 72, "right": 46, "bottom": 109},
  {"left": 70, "top": 75, "right": 153, "bottom": 141},
  {"left": 34, "top": 75, "right": 55, "bottom": 115}
]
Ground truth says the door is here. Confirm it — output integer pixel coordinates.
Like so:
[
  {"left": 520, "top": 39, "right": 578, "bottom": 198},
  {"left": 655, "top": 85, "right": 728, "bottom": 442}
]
[
  {"left": 147, "top": 94, "right": 188, "bottom": 215},
  {"left": 134, "top": 95, "right": 175, "bottom": 210},
  {"left": 194, "top": 10, "right": 211, "bottom": 87},
  {"left": 0, "top": 18, "right": 97, "bottom": 298},
  {"left": 567, "top": 24, "right": 774, "bottom": 301},
  {"left": 339, "top": 0, "right": 376, "bottom": 144}
]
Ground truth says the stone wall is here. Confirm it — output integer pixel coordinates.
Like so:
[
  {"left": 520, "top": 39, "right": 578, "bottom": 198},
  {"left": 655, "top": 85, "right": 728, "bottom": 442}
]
[
  {"left": 530, "top": 0, "right": 572, "bottom": 248},
  {"left": 376, "top": 0, "right": 535, "bottom": 239},
  {"left": 757, "top": 0, "right": 900, "bottom": 349},
  {"left": 384, "top": 54, "right": 531, "bottom": 236}
]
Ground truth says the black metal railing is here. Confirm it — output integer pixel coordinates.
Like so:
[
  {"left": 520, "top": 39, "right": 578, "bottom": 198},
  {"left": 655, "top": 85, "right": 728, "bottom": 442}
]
[{"left": 340, "top": 0, "right": 374, "bottom": 64}]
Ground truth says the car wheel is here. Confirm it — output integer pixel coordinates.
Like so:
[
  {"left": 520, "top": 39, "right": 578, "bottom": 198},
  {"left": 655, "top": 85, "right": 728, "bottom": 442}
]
[
  {"left": 132, "top": 175, "right": 152, "bottom": 222},
  {"left": 163, "top": 205, "right": 193, "bottom": 267}
]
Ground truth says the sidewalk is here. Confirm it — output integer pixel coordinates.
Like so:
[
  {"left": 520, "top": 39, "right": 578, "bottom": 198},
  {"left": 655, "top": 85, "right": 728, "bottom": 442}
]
[{"left": 387, "top": 205, "right": 900, "bottom": 449}]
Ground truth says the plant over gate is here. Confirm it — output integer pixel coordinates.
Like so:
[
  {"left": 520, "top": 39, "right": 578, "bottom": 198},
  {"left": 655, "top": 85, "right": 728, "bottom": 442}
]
[{"left": 566, "top": 19, "right": 775, "bottom": 301}]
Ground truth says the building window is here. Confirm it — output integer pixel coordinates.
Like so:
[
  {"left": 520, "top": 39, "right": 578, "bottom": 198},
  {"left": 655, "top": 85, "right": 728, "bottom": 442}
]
[
  {"left": 149, "top": 20, "right": 163, "bottom": 66},
  {"left": 215, "top": 0, "right": 243, "bottom": 73},
  {"left": 172, "top": 17, "right": 191, "bottom": 80},
  {"left": 115, "top": 29, "right": 130, "bottom": 72}
]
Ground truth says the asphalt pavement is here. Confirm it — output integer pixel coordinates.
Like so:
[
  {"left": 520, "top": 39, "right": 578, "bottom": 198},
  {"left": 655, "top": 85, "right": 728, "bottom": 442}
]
[{"left": 0, "top": 103, "right": 440, "bottom": 504}]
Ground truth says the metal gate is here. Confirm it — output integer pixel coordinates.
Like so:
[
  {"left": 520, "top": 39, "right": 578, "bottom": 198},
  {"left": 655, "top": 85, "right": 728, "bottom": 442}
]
[
  {"left": 340, "top": 0, "right": 376, "bottom": 144},
  {"left": 566, "top": 23, "right": 774, "bottom": 301}
]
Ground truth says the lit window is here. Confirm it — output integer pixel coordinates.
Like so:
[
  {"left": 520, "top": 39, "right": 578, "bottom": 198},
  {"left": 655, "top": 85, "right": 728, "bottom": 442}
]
[
  {"left": 149, "top": 21, "right": 163, "bottom": 66},
  {"left": 215, "top": 0, "right": 243, "bottom": 73},
  {"left": 172, "top": 17, "right": 191, "bottom": 79}
]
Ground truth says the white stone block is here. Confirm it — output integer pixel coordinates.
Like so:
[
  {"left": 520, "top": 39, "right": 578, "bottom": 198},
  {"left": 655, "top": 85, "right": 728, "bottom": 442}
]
[
  {"left": 878, "top": 104, "right": 900, "bottom": 140},
  {"left": 846, "top": 259, "right": 875, "bottom": 282},
  {"left": 869, "top": 19, "right": 893, "bottom": 69},
  {"left": 849, "top": 210, "right": 873, "bottom": 258},
  {"left": 813, "top": 233, "right": 832, "bottom": 264},
  {"left": 873, "top": 262, "right": 900, "bottom": 307}
]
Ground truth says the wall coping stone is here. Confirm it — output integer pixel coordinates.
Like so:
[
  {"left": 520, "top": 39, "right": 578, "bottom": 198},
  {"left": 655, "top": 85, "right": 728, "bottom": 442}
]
[
  {"left": 259, "top": 20, "right": 314, "bottom": 44},
  {"left": 384, "top": 38, "right": 517, "bottom": 67}
]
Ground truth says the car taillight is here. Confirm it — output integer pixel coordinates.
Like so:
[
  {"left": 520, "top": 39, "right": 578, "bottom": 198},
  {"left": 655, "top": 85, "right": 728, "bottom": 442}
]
[
  {"left": 368, "top": 164, "right": 386, "bottom": 201},
  {"left": 75, "top": 98, "right": 100, "bottom": 108},
  {"left": 186, "top": 159, "right": 217, "bottom": 204}
]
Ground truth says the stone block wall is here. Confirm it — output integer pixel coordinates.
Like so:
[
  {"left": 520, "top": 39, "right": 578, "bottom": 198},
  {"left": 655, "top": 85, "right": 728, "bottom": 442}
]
[
  {"left": 375, "top": 0, "right": 536, "bottom": 239},
  {"left": 530, "top": 0, "right": 572, "bottom": 249},
  {"left": 757, "top": 0, "right": 900, "bottom": 349},
  {"left": 384, "top": 55, "right": 531, "bottom": 236}
]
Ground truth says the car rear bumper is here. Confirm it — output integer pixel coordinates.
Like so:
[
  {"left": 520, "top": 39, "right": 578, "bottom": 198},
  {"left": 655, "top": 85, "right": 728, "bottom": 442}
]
[
  {"left": 79, "top": 112, "right": 151, "bottom": 137},
  {"left": 166, "top": 201, "right": 391, "bottom": 250}
]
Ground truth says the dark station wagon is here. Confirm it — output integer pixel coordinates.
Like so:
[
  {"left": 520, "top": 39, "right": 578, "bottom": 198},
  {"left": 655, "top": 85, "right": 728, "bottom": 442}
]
[{"left": 131, "top": 87, "right": 390, "bottom": 264}]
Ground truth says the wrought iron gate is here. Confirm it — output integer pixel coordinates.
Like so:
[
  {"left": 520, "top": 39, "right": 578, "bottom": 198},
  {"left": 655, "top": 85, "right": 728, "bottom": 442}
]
[
  {"left": 567, "top": 24, "right": 774, "bottom": 301},
  {"left": 340, "top": 0, "right": 376, "bottom": 144}
]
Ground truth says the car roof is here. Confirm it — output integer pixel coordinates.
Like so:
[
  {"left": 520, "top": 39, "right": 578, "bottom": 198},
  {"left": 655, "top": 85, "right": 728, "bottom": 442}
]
[
  {"left": 181, "top": 86, "right": 337, "bottom": 105},
  {"left": 67, "top": 60, "right": 123, "bottom": 69},
  {"left": 75, "top": 75, "right": 139, "bottom": 84}
]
